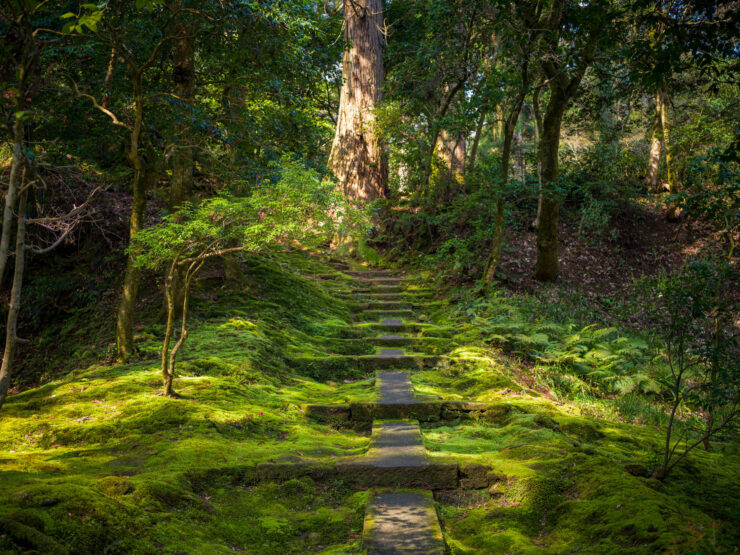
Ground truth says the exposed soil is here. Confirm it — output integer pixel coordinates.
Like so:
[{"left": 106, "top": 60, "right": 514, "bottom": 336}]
[{"left": 497, "top": 198, "right": 727, "bottom": 298}]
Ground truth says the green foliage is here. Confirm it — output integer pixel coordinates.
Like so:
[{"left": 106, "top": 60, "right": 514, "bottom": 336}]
[
  {"left": 134, "top": 157, "right": 363, "bottom": 271},
  {"left": 650, "top": 260, "right": 739, "bottom": 478},
  {"left": 453, "top": 291, "right": 656, "bottom": 396},
  {"left": 678, "top": 152, "right": 739, "bottom": 259}
]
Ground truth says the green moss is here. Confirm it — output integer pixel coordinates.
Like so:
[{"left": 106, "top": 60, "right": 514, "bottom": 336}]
[{"left": 3, "top": 251, "right": 739, "bottom": 552}]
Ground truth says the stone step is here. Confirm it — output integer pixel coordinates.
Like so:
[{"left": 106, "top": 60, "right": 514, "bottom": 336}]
[
  {"left": 359, "top": 309, "right": 416, "bottom": 319},
  {"left": 355, "top": 276, "right": 403, "bottom": 284},
  {"left": 338, "top": 420, "right": 458, "bottom": 488},
  {"left": 346, "top": 270, "right": 398, "bottom": 278},
  {"left": 368, "top": 285, "right": 403, "bottom": 293},
  {"left": 374, "top": 334, "right": 416, "bottom": 346},
  {"left": 365, "top": 301, "right": 413, "bottom": 310},
  {"left": 306, "top": 400, "right": 498, "bottom": 423},
  {"left": 363, "top": 490, "right": 445, "bottom": 555},
  {"left": 294, "top": 352, "right": 441, "bottom": 372},
  {"left": 376, "top": 371, "right": 414, "bottom": 403},
  {"left": 365, "top": 420, "right": 426, "bottom": 464},
  {"left": 255, "top": 460, "right": 500, "bottom": 490}
]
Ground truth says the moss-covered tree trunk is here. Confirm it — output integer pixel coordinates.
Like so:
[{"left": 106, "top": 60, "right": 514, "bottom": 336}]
[
  {"left": 0, "top": 189, "right": 28, "bottom": 410},
  {"left": 534, "top": 86, "right": 568, "bottom": 281},
  {"left": 328, "top": 0, "right": 387, "bottom": 203},
  {"left": 116, "top": 72, "right": 149, "bottom": 361}
]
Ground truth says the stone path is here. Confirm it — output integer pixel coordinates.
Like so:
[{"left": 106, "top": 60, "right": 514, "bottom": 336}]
[
  {"left": 363, "top": 491, "right": 445, "bottom": 555},
  {"left": 293, "top": 265, "right": 499, "bottom": 552},
  {"left": 338, "top": 268, "right": 448, "bottom": 553}
]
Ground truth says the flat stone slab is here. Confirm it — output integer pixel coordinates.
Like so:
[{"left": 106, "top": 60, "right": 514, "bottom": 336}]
[
  {"left": 363, "top": 490, "right": 445, "bottom": 555},
  {"left": 378, "top": 348, "right": 406, "bottom": 358},
  {"left": 308, "top": 400, "right": 499, "bottom": 422},
  {"left": 362, "top": 309, "right": 416, "bottom": 319},
  {"left": 254, "top": 461, "right": 498, "bottom": 490},
  {"left": 346, "top": 270, "right": 396, "bottom": 278},
  {"left": 368, "top": 301, "right": 412, "bottom": 309},
  {"left": 381, "top": 319, "right": 403, "bottom": 327},
  {"left": 373, "top": 285, "right": 403, "bottom": 293},
  {"left": 339, "top": 420, "right": 458, "bottom": 488},
  {"left": 363, "top": 421, "right": 426, "bottom": 466},
  {"left": 374, "top": 334, "right": 415, "bottom": 347},
  {"left": 350, "top": 401, "right": 442, "bottom": 422},
  {"left": 356, "top": 276, "right": 403, "bottom": 283},
  {"left": 377, "top": 372, "right": 414, "bottom": 404}
]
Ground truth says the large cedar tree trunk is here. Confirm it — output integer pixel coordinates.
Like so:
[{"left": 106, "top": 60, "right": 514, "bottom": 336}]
[{"left": 328, "top": 0, "right": 387, "bottom": 202}]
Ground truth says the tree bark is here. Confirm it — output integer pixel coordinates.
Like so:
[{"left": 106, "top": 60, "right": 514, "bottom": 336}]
[
  {"left": 468, "top": 113, "right": 485, "bottom": 170},
  {"left": 433, "top": 128, "right": 466, "bottom": 195},
  {"left": 328, "top": 0, "right": 387, "bottom": 203},
  {"left": 116, "top": 71, "right": 150, "bottom": 361},
  {"left": 0, "top": 188, "right": 28, "bottom": 409},
  {"left": 483, "top": 60, "right": 530, "bottom": 285},
  {"left": 0, "top": 117, "right": 25, "bottom": 286},
  {"left": 116, "top": 167, "right": 149, "bottom": 361},
  {"left": 647, "top": 95, "right": 662, "bottom": 191},
  {"left": 169, "top": 19, "right": 195, "bottom": 209},
  {"left": 102, "top": 45, "right": 117, "bottom": 108},
  {"left": 534, "top": 1, "right": 600, "bottom": 281},
  {"left": 534, "top": 86, "right": 568, "bottom": 281},
  {"left": 658, "top": 87, "right": 680, "bottom": 221}
]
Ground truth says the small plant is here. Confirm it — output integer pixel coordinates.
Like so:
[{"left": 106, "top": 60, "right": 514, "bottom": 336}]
[{"left": 651, "top": 261, "right": 739, "bottom": 480}]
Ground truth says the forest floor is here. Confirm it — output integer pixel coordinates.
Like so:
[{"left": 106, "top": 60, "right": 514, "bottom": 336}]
[{"left": 1, "top": 247, "right": 739, "bottom": 553}]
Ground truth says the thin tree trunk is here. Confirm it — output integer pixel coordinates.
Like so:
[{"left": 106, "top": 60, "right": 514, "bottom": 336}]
[
  {"left": 0, "top": 117, "right": 25, "bottom": 285},
  {"left": 116, "top": 167, "right": 148, "bottom": 361},
  {"left": 102, "top": 45, "right": 117, "bottom": 108},
  {"left": 659, "top": 87, "right": 679, "bottom": 221},
  {"left": 534, "top": 87, "right": 568, "bottom": 281},
  {"left": 116, "top": 65, "right": 153, "bottom": 361},
  {"left": 328, "top": 0, "right": 387, "bottom": 203},
  {"left": 483, "top": 63, "right": 529, "bottom": 285},
  {"left": 161, "top": 263, "right": 177, "bottom": 394},
  {"left": 0, "top": 187, "right": 28, "bottom": 409},
  {"left": 647, "top": 96, "right": 662, "bottom": 191},
  {"left": 531, "top": 84, "right": 544, "bottom": 230},
  {"left": 468, "top": 113, "right": 485, "bottom": 169}
]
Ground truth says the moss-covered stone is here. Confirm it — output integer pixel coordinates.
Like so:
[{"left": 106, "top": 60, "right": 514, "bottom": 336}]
[{"left": 98, "top": 476, "right": 134, "bottom": 496}]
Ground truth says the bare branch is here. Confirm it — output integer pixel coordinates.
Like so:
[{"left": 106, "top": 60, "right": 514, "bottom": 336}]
[{"left": 73, "top": 82, "right": 132, "bottom": 131}]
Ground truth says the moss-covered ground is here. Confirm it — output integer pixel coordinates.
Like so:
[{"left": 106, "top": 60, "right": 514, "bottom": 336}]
[
  {"left": 1, "top": 252, "right": 738, "bottom": 553},
  {"left": 1, "top": 253, "right": 375, "bottom": 553}
]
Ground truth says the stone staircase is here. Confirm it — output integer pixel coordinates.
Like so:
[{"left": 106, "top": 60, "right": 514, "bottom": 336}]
[
  {"left": 267, "top": 267, "right": 501, "bottom": 553},
  {"left": 340, "top": 269, "right": 448, "bottom": 554}
]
